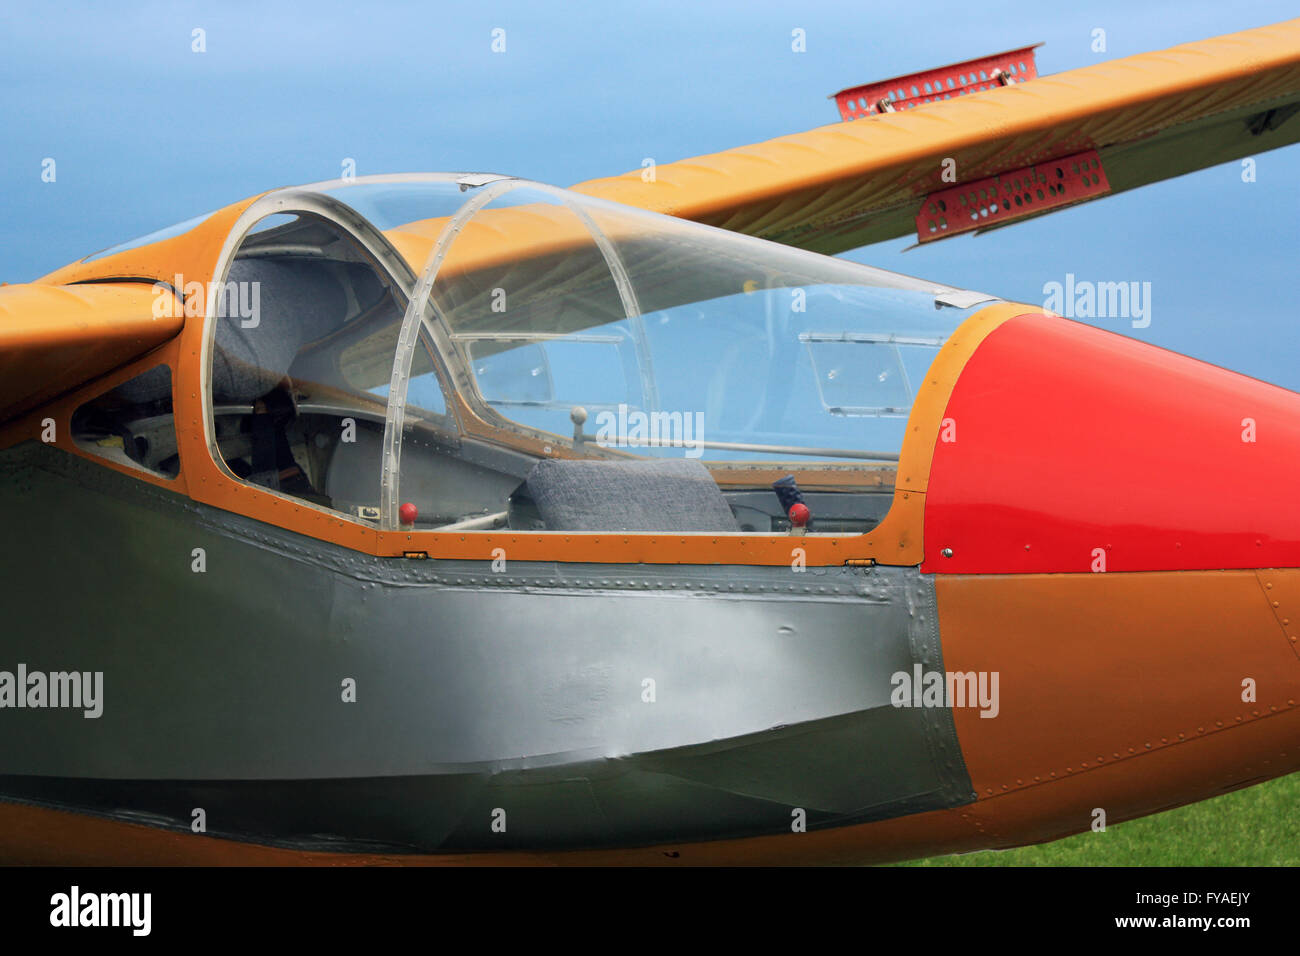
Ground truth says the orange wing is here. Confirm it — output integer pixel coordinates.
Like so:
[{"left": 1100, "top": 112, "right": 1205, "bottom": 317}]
[
  {"left": 572, "top": 18, "right": 1300, "bottom": 253},
  {"left": 0, "top": 283, "right": 181, "bottom": 422}
]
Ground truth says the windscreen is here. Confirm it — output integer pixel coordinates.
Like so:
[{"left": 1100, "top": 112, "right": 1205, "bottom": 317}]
[{"left": 412, "top": 183, "right": 993, "bottom": 463}]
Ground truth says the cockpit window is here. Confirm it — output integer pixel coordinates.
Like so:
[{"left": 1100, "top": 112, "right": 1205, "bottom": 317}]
[
  {"left": 426, "top": 186, "right": 641, "bottom": 442},
  {"left": 208, "top": 209, "right": 455, "bottom": 521},
  {"left": 73, "top": 365, "right": 179, "bottom": 478},
  {"left": 81, "top": 212, "right": 214, "bottom": 263},
  {"left": 202, "top": 175, "right": 997, "bottom": 537},
  {"left": 412, "top": 184, "right": 989, "bottom": 464}
]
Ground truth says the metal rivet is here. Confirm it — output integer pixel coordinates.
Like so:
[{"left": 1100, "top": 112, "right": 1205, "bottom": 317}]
[{"left": 941, "top": 547, "right": 953, "bottom": 558}]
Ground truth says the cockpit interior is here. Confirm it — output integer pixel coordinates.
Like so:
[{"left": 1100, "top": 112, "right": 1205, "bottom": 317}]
[{"left": 72, "top": 176, "right": 998, "bottom": 538}]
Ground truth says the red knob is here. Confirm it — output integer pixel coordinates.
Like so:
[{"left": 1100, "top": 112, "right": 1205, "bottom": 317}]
[
  {"left": 788, "top": 503, "right": 810, "bottom": 528},
  {"left": 399, "top": 502, "right": 419, "bottom": 526}
]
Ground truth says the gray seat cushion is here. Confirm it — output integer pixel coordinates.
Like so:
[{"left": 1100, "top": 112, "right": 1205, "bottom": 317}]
[
  {"left": 211, "top": 258, "right": 347, "bottom": 403},
  {"left": 525, "top": 458, "right": 739, "bottom": 532}
]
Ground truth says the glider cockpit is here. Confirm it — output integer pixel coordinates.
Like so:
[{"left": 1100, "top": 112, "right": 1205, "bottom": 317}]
[{"left": 67, "top": 174, "right": 998, "bottom": 546}]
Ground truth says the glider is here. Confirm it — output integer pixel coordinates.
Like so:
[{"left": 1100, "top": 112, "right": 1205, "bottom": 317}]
[{"left": 1, "top": 18, "right": 1298, "bottom": 865}]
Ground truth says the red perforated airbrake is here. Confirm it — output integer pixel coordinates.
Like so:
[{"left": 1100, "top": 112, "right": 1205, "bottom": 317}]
[
  {"left": 916, "top": 149, "right": 1111, "bottom": 243},
  {"left": 831, "top": 44, "right": 1041, "bottom": 120}
]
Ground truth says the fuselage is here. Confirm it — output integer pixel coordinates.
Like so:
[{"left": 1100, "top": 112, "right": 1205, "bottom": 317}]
[{"left": 0, "top": 176, "right": 1296, "bottom": 864}]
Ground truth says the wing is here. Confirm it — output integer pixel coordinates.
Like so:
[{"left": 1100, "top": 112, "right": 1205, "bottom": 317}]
[
  {"left": 0, "top": 283, "right": 181, "bottom": 422},
  {"left": 571, "top": 18, "right": 1300, "bottom": 253}
]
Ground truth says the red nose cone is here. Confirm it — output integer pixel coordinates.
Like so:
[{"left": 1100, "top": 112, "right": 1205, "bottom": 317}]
[
  {"left": 788, "top": 503, "right": 811, "bottom": 528},
  {"left": 398, "top": 502, "right": 419, "bottom": 526},
  {"left": 924, "top": 314, "right": 1300, "bottom": 573}
]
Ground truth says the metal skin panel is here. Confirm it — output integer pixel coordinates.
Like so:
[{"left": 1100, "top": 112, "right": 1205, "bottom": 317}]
[
  {"left": 934, "top": 571, "right": 1300, "bottom": 844},
  {"left": 0, "top": 443, "right": 971, "bottom": 853},
  {"left": 1256, "top": 569, "right": 1300, "bottom": 662},
  {"left": 5, "top": 686, "right": 1297, "bottom": 866},
  {"left": 923, "top": 314, "right": 1300, "bottom": 574}
]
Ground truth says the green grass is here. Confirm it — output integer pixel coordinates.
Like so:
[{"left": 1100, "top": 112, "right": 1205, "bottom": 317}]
[{"left": 899, "top": 772, "right": 1300, "bottom": 866}]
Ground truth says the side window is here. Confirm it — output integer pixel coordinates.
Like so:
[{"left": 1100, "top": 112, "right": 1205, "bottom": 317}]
[
  {"left": 72, "top": 365, "right": 179, "bottom": 478},
  {"left": 209, "top": 212, "right": 453, "bottom": 522}
]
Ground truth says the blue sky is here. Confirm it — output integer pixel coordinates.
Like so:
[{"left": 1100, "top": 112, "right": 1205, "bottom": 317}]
[{"left": 3, "top": 0, "right": 1297, "bottom": 389}]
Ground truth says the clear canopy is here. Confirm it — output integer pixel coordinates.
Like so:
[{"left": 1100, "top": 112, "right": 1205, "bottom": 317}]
[{"left": 198, "top": 174, "right": 998, "bottom": 531}]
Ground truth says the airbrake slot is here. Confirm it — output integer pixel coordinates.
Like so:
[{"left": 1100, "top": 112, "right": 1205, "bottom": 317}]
[
  {"left": 915, "top": 149, "right": 1112, "bottom": 244},
  {"left": 830, "top": 44, "right": 1042, "bottom": 120}
]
